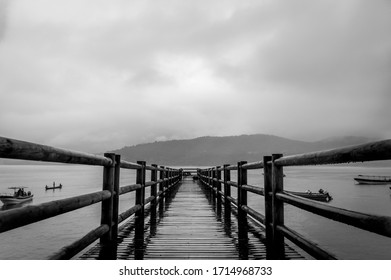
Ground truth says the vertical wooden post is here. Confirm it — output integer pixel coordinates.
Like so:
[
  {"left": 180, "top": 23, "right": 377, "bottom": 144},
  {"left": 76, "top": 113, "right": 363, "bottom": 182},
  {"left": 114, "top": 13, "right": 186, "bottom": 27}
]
[
  {"left": 272, "top": 154, "right": 285, "bottom": 259},
  {"left": 168, "top": 168, "right": 171, "bottom": 189},
  {"left": 150, "top": 164, "right": 158, "bottom": 229},
  {"left": 237, "top": 161, "right": 248, "bottom": 231},
  {"left": 216, "top": 166, "right": 222, "bottom": 216},
  {"left": 100, "top": 153, "right": 115, "bottom": 243},
  {"left": 223, "top": 164, "right": 231, "bottom": 220},
  {"left": 112, "top": 154, "right": 121, "bottom": 243},
  {"left": 211, "top": 168, "right": 216, "bottom": 203},
  {"left": 100, "top": 153, "right": 115, "bottom": 259},
  {"left": 151, "top": 164, "right": 158, "bottom": 204},
  {"left": 159, "top": 165, "right": 165, "bottom": 218},
  {"left": 263, "top": 156, "right": 273, "bottom": 259},
  {"left": 237, "top": 161, "right": 248, "bottom": 259},
  {"left": 134, "top": 161, "right": 146, "bottom": 260},
  {"left": 210, "top": 169, "right": 214, "bottom": 195},
  {"left": 208, "top": 169, "right": 211, "bottom": 190}
]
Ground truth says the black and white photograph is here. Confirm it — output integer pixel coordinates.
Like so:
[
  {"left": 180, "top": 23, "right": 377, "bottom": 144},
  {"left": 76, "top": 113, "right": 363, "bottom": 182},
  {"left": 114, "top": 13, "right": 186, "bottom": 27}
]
[{"left": 0, "top": 0, "right": 390, "bottom": 277}]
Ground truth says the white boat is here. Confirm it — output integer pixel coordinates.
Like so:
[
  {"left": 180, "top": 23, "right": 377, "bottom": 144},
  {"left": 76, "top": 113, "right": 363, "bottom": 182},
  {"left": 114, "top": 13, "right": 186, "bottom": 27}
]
[
  {"left": 0, "top": 187, "right": 33, "bottom": 205},
  {"left": 354, "top": 175, "right": 391, "bottom": 185}
]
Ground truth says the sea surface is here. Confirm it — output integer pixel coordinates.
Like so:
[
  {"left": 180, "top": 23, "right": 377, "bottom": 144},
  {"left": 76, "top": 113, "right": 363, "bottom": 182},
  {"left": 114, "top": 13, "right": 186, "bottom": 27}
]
[{"left": 0, "top": 164, "right": 391, "bottom": 260}]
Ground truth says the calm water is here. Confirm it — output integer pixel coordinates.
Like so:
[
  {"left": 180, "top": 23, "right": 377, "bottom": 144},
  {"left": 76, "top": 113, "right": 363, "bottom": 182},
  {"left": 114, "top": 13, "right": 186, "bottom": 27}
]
[{"left": 0, "top": 164, "right": 391, "bottom": 259}]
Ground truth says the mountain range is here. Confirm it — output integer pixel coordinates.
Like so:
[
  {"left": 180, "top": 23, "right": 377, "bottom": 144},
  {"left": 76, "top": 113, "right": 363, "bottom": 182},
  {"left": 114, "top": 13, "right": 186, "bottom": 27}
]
[{"left": 110, "top": 134, "right": 382, "bottom": 166}]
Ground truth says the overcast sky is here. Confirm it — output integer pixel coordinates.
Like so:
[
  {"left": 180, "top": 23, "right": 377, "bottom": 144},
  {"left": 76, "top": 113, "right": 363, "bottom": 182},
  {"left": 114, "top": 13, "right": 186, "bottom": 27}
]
[{"left": 0, "top": 0, "right": 390, "bottom": 153}]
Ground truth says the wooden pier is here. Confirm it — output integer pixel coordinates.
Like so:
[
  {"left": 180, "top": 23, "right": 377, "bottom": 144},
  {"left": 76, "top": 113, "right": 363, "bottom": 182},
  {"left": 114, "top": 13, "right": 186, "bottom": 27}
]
[
  {"left": 79, "top": 178, "right": 303, "bottom": 260},
  {"left": 1, "top": 136, "right": 391, "bottom": 260}
]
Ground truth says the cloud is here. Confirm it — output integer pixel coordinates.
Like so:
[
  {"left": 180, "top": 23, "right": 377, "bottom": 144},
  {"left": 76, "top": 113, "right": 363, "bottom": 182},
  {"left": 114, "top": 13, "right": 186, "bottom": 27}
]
[{"left": 0, "top": 0, "right": 390, "bottom": 152}]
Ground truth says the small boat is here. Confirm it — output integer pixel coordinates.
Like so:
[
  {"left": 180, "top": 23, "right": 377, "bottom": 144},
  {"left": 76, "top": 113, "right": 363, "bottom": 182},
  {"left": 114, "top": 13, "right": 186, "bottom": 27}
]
[
  {"left": 45, "top": 182, "right": 63, "bottom": 190},
  {"left": 353, "top": 175, "right": 391, "bottom": 185},
  {"left": 0, "top": 187, "right": 33, "bottom": 205},
  {"left": 287, "top": 189, "right": 332, "bottom": 202}
]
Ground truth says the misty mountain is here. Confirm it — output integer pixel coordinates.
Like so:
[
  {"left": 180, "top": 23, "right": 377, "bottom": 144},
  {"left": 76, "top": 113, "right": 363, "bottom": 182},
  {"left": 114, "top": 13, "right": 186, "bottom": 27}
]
[{"left": 110, "top": 134, "right": 379, "bottom": 166}]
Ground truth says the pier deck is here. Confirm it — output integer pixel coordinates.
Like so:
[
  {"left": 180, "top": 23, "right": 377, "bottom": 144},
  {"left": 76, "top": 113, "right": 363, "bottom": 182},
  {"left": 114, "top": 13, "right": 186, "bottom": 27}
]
[{"left": 79, "top": 179, "right": 304, "bottom": 260}]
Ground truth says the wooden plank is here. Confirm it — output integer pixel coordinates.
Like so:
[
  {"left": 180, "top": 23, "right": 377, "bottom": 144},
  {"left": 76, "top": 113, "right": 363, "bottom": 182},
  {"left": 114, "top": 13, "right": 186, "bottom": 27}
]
[{"left": 79, "top": 179, "right": 305, "bottom": 260}]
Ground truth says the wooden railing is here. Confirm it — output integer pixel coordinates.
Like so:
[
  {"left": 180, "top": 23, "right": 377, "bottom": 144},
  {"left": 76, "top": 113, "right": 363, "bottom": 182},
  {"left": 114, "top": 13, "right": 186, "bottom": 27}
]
[
  {"left": 197, "top": 139, "right": 391, "bottom": 259},
  {"left": 0, "top": 136, "right": 181, "bottom": 259}
]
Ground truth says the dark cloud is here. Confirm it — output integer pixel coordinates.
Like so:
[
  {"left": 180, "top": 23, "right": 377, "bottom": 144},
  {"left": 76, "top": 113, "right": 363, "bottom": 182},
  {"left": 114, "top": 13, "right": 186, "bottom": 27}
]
[{"left": 0, "top": 0, "right": 390, "bottom": 152}]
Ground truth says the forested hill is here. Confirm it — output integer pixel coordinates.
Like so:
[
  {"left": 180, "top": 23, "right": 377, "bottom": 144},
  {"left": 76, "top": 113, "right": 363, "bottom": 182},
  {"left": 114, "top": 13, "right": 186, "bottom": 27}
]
[{"left": 110, "top": 134, "right": 378, "bottom": 166}]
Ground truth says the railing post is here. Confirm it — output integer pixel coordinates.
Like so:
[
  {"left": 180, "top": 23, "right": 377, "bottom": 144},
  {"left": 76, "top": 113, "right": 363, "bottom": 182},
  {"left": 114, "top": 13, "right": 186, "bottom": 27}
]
[
  {"left": 150, "top": 164, "right": 158, "bottom": 235},
  {"left": 272, "top": 154, "right": 285, "bottom": 259},
  {"left": 208, "top": 169, "right": 211, "bottom": 191},
  {"left": 263, "top": 155, "right": 273, "bottom": 259},
  {"left": 135, "top": 160, "right": 146, "bottom": 260},
  {"left": 211, "top": 168, "right": 216, "bottom": 204},
  {"left": 100, "top": 153, "right": 115, "bottom": 259},
  {"left": 237, "top": 161, "right": 248, "bottom": 259},
  {"left": 159, "top": 165, "right": 165, "bottom": 217},
  {"left": 223, "top": 164, "right": 231, "bottom": 220},
  {"left": 151, "top": 164, "right": 158, "bottom": 205},
  {"left": 112, "top": 154, "right": 120, "bottom": 243},
  {"left": 168, "top": 168, "right": 171, "bottom": 189},
  {"left": 216, "top": 166, "right": 222, "bottom": 216}
]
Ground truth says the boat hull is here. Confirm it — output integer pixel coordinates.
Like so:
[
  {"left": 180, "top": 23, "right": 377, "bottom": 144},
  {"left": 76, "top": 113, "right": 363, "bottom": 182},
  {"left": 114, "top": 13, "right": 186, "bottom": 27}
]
[
  {"left": 0, "top": 195, "right": 33, "bottom": 205},
  {"left": 45, "top": 186, "right": 62, "bottom": 190},
  {"left": 354, "top": 178, "right": 391, "bottom": 185}
]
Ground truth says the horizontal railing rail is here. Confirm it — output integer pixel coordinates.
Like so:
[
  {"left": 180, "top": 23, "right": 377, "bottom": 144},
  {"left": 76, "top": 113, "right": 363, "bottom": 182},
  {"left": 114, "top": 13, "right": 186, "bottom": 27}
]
[
  {"left": 0, "top": 136, "right": 181, "bottom": 260},
  {"left": 198, "top": 138, "right": 391, "bottom": 260}
]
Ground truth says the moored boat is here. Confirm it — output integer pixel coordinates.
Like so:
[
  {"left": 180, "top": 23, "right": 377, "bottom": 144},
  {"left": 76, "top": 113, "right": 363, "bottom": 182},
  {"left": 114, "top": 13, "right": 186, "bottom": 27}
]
[
  {"left": 45, "top": 182, "right": 63, "bottom": 190},
  {"left": 0, "top": 187, "right": 33, "bottom": 205},
  {"left": 287, "top": 189, "right": 332, "bottom": 202},
  {"left": 354, "top": 175, "right": 391, "bottom": 185}
]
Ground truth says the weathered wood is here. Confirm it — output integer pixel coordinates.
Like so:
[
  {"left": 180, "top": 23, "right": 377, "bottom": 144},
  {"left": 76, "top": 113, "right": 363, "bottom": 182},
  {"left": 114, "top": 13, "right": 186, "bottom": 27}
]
[
  {"left": 100, "top": 153, "right": 115, "bottom": 248},
  {"left": 225, "top": 195, "right": 238, "bottom": 207},
  {"left": 274, "top": 139, "right": 391, "bottom": 166},
  {"left": 119, "top": 184, "right": 142, "bottom": 195},
  {"left": 144, "top": 180, "right": 157, "bottom": 187},
  {"left": 271, "top": 154, "right": 285, "bottom": 259},
  {"left": 159, "top": 166, "right": 165, "bottom": 199},
  {"left": 135, "top": 161, "right": 146, "bottom": 260},
  {"left": 227, "top": 181, "right": 238, "bottom": 187},
  {"left": 216, "top": 166, "right": 222, "bottom": 215},
  {"left": 118, "top": 205, "right": 142, "bottom": 224},
  {"left": 49, "top": 224, "right": 110, "bottom": 260},
  {"left": 242, "top": 161, "right": 264, "bottom": 170},
  {"left": 151, "top": 164, "right": 158, "bottom": 215},
  {"left": 223, "top": 164, "right": 231, "bottom": 220},
  {"left": 120, "top": 160, "right": 141, "bottom": 169},
  {"left": 237, "top": 161, "right": 248, "bottom": 244},
  {"left": 241, "top": 184, "right": 264, "bottom": 196},
  {"left": 263, "top": 156, "right": 273, "bottom": 259},
  {"left": 226, "top": 165, "right": 237, "bottom": 171},
  {"left": 277, "top": 225, "right": 336, "bottom": 260},
  {"left": 112, "top": 154, "right": 121, "bottom": 242},
  {"left": 0, "top": 190, "right": 111, "bottom": 233},
  {"left": 144, "top": 195, "right": 155, "bottom": 205},
  {"left": 0, "top": 136, "right": 112, "bottom": 166},
  {"left": 241, "top": 205, "right": 265, "bottom": 225},
  {"left": 277, "top": 191, "right": 391, "bottom": 238}
]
